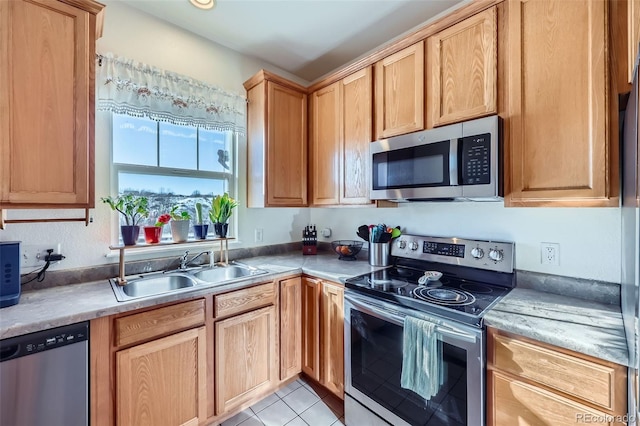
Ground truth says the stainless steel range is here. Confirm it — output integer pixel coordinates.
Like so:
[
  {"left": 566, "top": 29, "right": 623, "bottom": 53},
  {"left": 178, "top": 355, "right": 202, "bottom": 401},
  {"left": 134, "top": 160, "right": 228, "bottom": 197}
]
[{"left": 343, "top": 235, "right": 515, "bottom": 426}]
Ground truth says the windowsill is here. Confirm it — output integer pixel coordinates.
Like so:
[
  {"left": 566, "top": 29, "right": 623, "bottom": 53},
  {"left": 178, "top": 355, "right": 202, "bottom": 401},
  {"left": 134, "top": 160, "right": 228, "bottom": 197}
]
[{"left": 104, "top": 238, "right": 243, "bottom": 259}]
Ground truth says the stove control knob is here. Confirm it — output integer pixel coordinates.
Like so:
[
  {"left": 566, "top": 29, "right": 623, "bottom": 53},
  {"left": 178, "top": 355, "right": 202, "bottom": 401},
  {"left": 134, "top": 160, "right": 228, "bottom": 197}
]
[
  {"left": 409, "top": 241, "right": 419, "bottom": 251},
  {"left": 471, "top": 247, "right": 484, "bottom": 259},
  {"left": 397, "top": 240, "right": 407, "bottom": 249},
  {"left": 489, "top": 248, "right": 504, "bottom": 262}
]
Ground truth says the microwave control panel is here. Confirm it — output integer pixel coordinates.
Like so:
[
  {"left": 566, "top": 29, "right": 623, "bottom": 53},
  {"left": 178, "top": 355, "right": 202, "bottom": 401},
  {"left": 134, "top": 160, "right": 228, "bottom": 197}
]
[{"left": 460, "top": 133, "right": 491, "bottom": 185}]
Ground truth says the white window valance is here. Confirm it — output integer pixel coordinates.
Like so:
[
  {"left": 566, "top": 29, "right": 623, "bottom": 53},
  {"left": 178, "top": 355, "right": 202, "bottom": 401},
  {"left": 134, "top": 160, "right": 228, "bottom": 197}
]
[{"left": 96, "top": 53, "right": 246, "bottom": 134}]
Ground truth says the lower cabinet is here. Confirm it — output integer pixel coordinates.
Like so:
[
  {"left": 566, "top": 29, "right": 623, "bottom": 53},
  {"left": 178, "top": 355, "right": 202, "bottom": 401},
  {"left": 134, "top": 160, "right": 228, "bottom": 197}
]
[
  {"left": 116, "top": 327, "right": 207, "bottom": 426},
  {"left": 280, "top": 276, "right": 303, "bottom": 381},
  {"left": 487, "top": 327, "right": 627, "bottom": 426},
  {"left": 302, "top": 276, "right": 345, "bottom": 398},
  {"left": 215, "top": 305, "right": 278, "bottom": 414}
]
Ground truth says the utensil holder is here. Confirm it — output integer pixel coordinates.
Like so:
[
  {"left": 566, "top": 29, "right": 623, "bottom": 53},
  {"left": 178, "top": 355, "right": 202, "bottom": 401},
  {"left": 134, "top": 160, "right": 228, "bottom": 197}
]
[{"left": 368, "top": 242, "right": 390, "bottom": 266}]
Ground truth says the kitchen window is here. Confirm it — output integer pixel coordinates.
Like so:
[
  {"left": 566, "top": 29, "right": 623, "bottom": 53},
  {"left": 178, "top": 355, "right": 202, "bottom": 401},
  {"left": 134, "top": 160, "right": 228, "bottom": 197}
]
[{"left": 111, "top": 113, "right": 237, "bottom": 242}]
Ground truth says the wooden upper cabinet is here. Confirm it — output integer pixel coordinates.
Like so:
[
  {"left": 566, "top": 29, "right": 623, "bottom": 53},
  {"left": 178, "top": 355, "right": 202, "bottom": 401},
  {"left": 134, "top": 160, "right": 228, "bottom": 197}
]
[
  {"left": 341, "top": 67, "right": 373, "bottom": 204},
  {"left": 309, "top": 67, "right": 372, "bottom": 206},
  {"left": 630, "top": 0, "right": 640, "bottom": 82},
  {"left": 427, "top": 6, "right": 497, "bottom": 128},
  {"left": 375, "top": 41, "right": 425, "bottom": 139},
  {"left": 505, "top": 0, "right": 614, "bottom": 206},
  {"left": 116, "top": 327, "right": 207, "bottom": 426},
  {"left": 0, "top": 0, "right": 103, "bottom": 208},
  {"left": 310, "top": 82, "right": 342, "bottom": 205},
  {"left": 245, "top": 71, "right": 308, "bottom": 207}
]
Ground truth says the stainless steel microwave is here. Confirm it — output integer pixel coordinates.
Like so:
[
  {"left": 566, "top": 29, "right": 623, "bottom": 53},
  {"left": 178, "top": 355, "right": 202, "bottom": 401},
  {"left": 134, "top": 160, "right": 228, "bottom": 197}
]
[{"left": 370, "top": 115, "right": 501, "bottom": 201}]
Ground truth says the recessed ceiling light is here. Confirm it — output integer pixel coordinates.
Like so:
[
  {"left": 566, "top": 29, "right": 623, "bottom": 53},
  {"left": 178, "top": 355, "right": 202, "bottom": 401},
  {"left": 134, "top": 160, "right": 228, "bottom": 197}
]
[{"left": 189, "top": 0, "right": 215, "bottom": 10}]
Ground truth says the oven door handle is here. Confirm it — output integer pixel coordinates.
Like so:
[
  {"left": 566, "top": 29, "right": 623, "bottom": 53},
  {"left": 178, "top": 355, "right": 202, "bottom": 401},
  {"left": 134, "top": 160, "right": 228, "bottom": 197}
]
[{"left": 346, "top": 294, "right": 478, "bottom": 344}]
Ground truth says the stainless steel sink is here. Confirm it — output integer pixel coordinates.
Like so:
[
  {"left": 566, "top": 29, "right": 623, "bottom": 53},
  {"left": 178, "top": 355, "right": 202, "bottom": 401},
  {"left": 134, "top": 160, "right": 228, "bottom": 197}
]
[
  {"left": 190, "top": 263, "right": 267, "bottom": 283},
  {"left": 111, "top": 273, "right": 196, "bottom": 302},
  {"left": 110, "top": 262, "right": 269, "bottom": 302}
]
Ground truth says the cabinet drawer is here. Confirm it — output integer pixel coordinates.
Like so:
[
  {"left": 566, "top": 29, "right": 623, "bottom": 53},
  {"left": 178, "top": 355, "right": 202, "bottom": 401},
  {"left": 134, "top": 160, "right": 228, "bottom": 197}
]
[
  {"left": 489, "top": 332, "right": 623, "bottom": 412},
  {"left": 488, "top": 371, "right": 624, "bottom": 426},
  {"left": 214, "top": 282, "right": 276, "bottom": 318},
  {"left": 115, "top": 299, "right": 205, "bottom": 347}
]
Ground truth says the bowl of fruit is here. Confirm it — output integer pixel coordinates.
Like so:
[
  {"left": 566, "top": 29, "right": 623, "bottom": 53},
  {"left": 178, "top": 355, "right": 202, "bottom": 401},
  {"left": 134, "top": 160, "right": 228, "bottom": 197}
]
[{"left": 331, "top": 240, "right": 364, "bottom": 261}]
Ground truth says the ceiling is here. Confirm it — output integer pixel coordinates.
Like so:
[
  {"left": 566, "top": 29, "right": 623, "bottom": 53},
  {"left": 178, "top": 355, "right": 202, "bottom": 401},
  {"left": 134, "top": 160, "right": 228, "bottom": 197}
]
[{"left": 120, "top": 0, "right": 467, "bottom": 82}]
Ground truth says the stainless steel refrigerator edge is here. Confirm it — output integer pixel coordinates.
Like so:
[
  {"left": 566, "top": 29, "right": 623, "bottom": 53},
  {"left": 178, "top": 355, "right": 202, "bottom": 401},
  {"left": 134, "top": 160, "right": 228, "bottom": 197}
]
[{"left": 622, "top": 50, "right": 639, "bottom": 426}]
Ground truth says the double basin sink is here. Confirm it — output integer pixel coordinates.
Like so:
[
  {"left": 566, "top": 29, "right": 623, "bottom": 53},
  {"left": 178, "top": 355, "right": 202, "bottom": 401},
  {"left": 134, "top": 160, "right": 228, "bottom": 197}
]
[{"left": 110, "top": 262, "right": 269, "bottom": 302}]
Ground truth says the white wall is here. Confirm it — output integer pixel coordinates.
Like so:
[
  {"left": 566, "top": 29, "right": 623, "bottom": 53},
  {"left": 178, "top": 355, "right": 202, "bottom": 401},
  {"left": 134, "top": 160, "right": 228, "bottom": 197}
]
[
  {"left": 3, "top": 1, "right": 309, "bottom": 272},
  {"left": 2, "top": 2, "right": 623, "bottom": 284},
  {"left": 310, "top": 204, "right": 621, "bottom": 282}
]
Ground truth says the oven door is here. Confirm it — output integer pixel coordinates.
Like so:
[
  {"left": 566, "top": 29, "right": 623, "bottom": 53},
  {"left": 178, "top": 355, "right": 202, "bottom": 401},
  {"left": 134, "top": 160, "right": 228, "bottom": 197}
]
[{"left": 344, "top": 291, "right": 484, "bottom": 426}]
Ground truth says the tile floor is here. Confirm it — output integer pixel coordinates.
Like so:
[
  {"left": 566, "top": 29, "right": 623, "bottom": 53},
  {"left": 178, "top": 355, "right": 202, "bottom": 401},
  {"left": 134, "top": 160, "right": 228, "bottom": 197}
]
[{"left": 219, "top": 377, "right": 345, "bottom": 426}]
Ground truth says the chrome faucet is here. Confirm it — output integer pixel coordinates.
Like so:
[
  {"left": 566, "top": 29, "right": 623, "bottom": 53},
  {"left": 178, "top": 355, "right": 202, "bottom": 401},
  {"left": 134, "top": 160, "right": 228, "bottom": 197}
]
[{"left": 179, "top": 250, "right": 213, "bottom": 270}]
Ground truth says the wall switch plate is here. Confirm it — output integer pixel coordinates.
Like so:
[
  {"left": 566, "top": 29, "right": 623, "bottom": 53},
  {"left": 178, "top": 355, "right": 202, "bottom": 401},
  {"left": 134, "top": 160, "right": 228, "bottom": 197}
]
[
  {"left": 254, "top": 228, "right": 264, "bottom": 243},
  {"left": 540, "top": 242, "right": 560, "bottom": 266},
  {"left": 22, "top": 243, "right": 62, "bottom": 268}
]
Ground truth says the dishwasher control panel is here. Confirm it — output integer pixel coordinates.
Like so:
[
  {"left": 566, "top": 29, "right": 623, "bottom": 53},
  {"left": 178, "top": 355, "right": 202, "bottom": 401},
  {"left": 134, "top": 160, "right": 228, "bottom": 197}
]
[{"left": 0, "top": 322, "right": 88, "bottom": 362}]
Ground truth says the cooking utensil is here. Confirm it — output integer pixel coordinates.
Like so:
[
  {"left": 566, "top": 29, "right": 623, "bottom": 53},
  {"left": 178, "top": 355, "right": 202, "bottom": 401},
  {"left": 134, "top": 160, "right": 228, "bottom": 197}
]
[
  {"left": 356, "top": 225, "right": 369, "bottom": 241},
  {"left": 391, "top": 227, "right": 402, "bottom": 238}
]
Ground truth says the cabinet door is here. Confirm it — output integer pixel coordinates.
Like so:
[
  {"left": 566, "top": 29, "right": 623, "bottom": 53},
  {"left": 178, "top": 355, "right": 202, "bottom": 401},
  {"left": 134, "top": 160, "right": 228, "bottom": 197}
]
[
  {"left": 266, "top": 81, "right": 308, "bottom": 206},
  {"left": 215, "top": 306, "right": 277, "bottom": 414},
  {"left": 320, "top": 282, "right": 344, "bottom": 398},
  {"left": 630, "top": 0, "right": 640, "bottom": 83},
  {"left": 488, "top": 370, "right": 624, "bottom": 426},
  {"left": 280, "top": 277, "right": 302, "bottom": 381},
  {"left": 310, "top": 82, "right": 342, "bottom": 205},
  {"left": 341, "top": 67, "right": 373, "bottom": 204},
  {"left": 375, "top": 41, "right": 425, "bottom": 139},
  {"left": 427, "top": 7, "right": 497, "bottom": 127},
  {"left": 0, "top": 0, "right": 93, "bottom": 207},
  {"left": 506, "top": 0, "right": 610, "bottom": 206},
  {"left": 301, "top": 277, "right": 321, "bottom": 381},
  {"left": 116, "top": 327, "right": 207, "bottom": 426}
]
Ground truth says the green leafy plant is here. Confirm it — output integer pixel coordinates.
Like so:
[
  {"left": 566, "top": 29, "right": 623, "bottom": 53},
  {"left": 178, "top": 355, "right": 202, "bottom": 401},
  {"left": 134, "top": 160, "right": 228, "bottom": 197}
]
[
  {"left": 169, "top": 205, "right": 191, "bottom": 221},
  {"left": 195, "top": 202, "right": 205, "bottom": 225},
  {"left": 101, "top": 194, "right": 149, "bottom": 226},
  {"left": 209, "top": 193, "right": 238, "bottom": 224}
]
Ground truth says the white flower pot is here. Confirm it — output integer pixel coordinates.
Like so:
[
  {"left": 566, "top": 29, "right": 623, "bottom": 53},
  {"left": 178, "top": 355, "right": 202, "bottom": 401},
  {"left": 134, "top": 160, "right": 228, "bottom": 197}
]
[{"left": 170, "top": 220, "right": 190, "bottom": 243}]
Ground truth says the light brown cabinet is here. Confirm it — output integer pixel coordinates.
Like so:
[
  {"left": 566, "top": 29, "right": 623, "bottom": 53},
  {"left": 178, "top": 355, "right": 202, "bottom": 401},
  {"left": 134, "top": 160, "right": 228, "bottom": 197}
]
[
  {"left": 505, "top": 0, "right": 615, "bottom": 206},
  {"left": 215, "top": 305, "right": 278, "bottom": 414},
  {"left": 0, "top": 0, "right": 103, "bottom": 208},
  {"left": 487, "top": 328, "right": 627, "bottom": 426},
  {"left": 280, "top": 276, "right": 303, "bottom": 381},
  {"left": 301, "top": 276, "right": 345, "bottom": 398},
  {"left": 116, "top": 327, "right": 207, "bottom": 426},
  {"left": 630, "top": 0, "right": 640, "bottom": 82},
  {"left": 426, "top": 6, "right": 497, "bottom": 128},
  {"left": 309, "top": 67, "right": 373, "bottom": 206},
  {"left": 244, "top": 70, "right": 308, "bottom": 207},
  {"left": 374, "top": 41, "right": 425, "bottom": 139}
]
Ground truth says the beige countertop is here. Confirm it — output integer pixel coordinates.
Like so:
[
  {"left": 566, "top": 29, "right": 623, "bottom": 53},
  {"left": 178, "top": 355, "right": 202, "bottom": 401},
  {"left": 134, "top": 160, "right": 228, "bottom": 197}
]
[{"left": 1, "top": 251, "right": 629, "bottom": 368}]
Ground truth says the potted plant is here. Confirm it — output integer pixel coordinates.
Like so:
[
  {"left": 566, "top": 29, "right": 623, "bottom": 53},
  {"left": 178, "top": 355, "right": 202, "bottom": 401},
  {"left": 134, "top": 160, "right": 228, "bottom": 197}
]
[
  {"left": 144, "top": 213, "right": 170, "bottom": 244},
  {"left": 169, "top": 205, "right": 191, "bottom": 243},
  {"left": 209, "top": 192, "right": 237, "bottom": 238},
  {"left": 101, "top": 194, "right": 149, "bottom": 246},
  {"left": 193, "top": 202, "right": 208, "bottom": 240}
]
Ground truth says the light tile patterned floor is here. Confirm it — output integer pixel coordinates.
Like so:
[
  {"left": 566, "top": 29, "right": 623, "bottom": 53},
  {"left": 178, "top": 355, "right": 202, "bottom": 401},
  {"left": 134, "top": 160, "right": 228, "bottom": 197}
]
[{"left": 219, "top": 377, "right": 345, "bottom": 426}]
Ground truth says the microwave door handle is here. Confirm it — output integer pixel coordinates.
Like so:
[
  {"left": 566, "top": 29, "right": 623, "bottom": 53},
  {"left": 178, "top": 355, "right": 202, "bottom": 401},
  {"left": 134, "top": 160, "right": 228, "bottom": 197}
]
[
  {"left": 449, "top": 138, "right": 459, "bottom": 186},
  {"left": 346, "top": 294, "right": 477, "bottom": 343}
]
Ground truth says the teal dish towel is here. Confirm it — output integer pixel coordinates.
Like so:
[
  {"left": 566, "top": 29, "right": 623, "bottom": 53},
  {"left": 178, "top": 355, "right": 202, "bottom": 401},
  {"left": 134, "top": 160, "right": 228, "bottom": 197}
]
[{"left": 400, "top": 315, "right": 444, "bottom": 400}]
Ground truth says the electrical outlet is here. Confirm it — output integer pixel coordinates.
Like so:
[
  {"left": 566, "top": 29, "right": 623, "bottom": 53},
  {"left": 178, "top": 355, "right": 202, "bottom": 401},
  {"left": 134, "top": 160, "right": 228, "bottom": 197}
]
[
  {"left": 21, "top": 244, "right": 62, "bottom": 268},
  {"left": 254, "top": 228, "right": 264, "bottom": 243},
  {"left": 540, "top": 242, "right": 560, "bottom": 266},
  {"left": 321, "top": 228, "right": 332, "bottom": 238}
]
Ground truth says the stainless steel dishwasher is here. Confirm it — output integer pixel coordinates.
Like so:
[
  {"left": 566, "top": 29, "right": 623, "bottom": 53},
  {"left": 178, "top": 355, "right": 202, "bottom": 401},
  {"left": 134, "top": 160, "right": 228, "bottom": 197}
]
[{"left": 0, "top": 321, "right": 89, "bottom": 426}]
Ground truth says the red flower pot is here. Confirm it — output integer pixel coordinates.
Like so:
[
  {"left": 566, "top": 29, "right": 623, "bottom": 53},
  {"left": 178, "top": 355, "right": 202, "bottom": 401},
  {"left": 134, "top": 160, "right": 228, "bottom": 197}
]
[{"left": 144, "top": 226, "right": 162, "bottom": 244}]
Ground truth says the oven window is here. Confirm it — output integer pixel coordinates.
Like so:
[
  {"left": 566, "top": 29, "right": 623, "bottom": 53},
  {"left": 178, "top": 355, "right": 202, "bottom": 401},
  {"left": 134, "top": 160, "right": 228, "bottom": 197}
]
[
  {"left": 350, "top": 310, "right": 467, "bottom": 426},
  {"left": 372, "top": 141, "right": 450, "bottom": 190}
]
